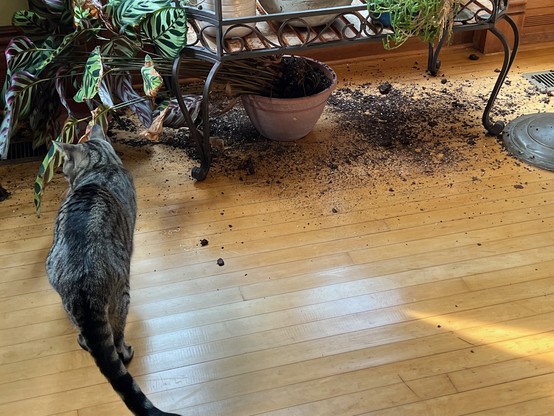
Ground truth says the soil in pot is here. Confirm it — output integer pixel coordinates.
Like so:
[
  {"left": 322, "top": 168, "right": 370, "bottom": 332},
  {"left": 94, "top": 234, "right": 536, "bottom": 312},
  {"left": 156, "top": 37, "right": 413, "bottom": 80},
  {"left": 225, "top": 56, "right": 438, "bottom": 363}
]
[{"left": 268, "top": 56, "right": 333, "bottom": 98}]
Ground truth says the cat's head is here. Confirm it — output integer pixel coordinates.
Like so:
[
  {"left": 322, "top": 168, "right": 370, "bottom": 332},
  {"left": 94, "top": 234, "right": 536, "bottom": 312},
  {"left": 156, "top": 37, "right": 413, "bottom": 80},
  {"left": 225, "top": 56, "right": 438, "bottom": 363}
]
[{"left": 53, "top": 125, "right": 122, "bottom": 187}]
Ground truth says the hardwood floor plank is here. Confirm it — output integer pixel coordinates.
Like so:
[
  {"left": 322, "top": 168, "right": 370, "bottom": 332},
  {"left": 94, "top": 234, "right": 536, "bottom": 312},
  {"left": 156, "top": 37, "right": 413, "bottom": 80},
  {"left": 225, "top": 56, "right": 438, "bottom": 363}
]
[{"left": 462, "top": 396, "right": 554, "bottom": 416}]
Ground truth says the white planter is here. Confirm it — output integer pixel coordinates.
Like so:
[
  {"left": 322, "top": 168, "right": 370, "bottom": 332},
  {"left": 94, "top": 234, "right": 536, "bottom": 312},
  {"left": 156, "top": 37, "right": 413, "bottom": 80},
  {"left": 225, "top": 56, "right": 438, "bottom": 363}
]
[
  {"left": 259, "top": 0, "right": 352, "bottom": 27},
  {"left": 198, "top": 0, "right": 257, "bottom": 38}
]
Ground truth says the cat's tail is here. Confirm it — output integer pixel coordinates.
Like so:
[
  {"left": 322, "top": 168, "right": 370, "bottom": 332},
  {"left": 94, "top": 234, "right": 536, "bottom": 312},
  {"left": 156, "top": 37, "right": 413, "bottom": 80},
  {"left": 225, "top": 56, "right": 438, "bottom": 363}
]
[{"left": 75, "top": 300, "right": 181, "bottom": 416}]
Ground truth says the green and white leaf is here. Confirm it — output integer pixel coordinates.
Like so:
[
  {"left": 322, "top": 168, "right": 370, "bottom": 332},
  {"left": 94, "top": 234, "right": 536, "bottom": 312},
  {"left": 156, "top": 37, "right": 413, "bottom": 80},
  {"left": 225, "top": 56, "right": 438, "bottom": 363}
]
[
  {"left": 101, "top": 35, "right": 140, "bottom": 57},
  {"left": 12, "top": 10, "right": 54, "bottom": 39},
  {"left": 4, "top": 36, "right": 51, "bottom": 77},
  {"left": 74, "top": 46, "right": 103, "bottom": 102},
  {"left": 110, "top": 73, "right": 153, "bottom": 127},
  {"left": 141, "top": 55, "right": 163, "bottom": 97},
  {"left": 34, "top": 117, "right": 79, "bottom": 216},
  {"left": 0, "top": 71, "right": 40, "bottom": 159},
  {"left": 107, "top": 0, "right": 171, "bottom": 29},
  {"left": 142, "top": 7, "right": 187, "bottom": 58}
]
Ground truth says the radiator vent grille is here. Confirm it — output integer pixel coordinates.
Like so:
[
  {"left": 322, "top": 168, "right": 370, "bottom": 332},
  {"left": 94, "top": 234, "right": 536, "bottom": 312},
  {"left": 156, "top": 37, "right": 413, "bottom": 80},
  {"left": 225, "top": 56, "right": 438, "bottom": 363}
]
[{"left": 524, "top": 70, "right": 554, "bottom": 92}]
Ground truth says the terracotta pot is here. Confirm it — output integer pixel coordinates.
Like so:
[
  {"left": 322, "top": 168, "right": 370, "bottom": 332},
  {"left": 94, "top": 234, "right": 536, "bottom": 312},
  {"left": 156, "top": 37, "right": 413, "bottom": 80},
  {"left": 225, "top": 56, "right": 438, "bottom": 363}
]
[
  {"left": 258, "top": 0, "right": 352, "bottom": 27},
  {"left": 241, "top": 57, "right": 337, "bottom": 141},
  {"left": 196, "top": 0, "right": 257, "bottom": 38}
]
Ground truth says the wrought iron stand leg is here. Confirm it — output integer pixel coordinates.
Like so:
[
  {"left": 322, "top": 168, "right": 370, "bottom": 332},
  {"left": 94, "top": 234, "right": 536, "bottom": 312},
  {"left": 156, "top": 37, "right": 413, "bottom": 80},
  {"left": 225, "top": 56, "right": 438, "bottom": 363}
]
[
  {"left": 193, "top": 61, "right": 222, "bottom": 181},
  {"left": 428, "top": 33, "right": 448, "bottom": 75},
  {"left": 171, "top": 54, "right": 207, "bottom": 179},
  {"left": 481, "top": 15, "right": 519, "bottom": 135},
  {"left": 171, "top": 55, "right": 222, "bottom": 181}
]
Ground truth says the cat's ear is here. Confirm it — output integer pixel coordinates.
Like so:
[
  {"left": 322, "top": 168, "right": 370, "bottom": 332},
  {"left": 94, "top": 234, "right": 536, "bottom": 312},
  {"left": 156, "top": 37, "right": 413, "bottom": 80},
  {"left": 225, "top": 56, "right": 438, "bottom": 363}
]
[
  {"left": 51, "top": 141, "right": 78, "bottom": 161},
  {"left": 89, "top": 123, "right": 107, "bottom": 141},
  {"left": 51, "top": 141, "right": 70, "bottom": 155}
]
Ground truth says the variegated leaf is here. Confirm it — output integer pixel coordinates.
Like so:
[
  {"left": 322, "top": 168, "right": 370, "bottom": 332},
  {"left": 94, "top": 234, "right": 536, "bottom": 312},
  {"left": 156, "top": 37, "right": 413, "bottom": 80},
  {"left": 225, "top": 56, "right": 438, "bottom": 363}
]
[
  {"left": 74, "top": 46, "right": 103, "bottom": 102},
  {"left": 98, "top": 79, "right": 115, "bottom": 107},
  {"left": 34, "top": 143, "right": 60, "bottom": 216},
  {"left": 72, "top": 0, "right": 102, "bottom": 28},
  {"left": 5, "top": 37, "right": 42, "bottom": 75},
  {"left": 108, "top": 0, "right": 171, "bottom": 29},
  {"left": 12, "top": 10, "right": 53, "bottom": 39},
  {"left": 142, "top": 7, "right": 187, "bottom": 58},
  {"left": 29, "top": 0, "right": 63, "bottom": 17},
  {"left": 101, "top": 35, "right": 140, "bottom": 57},
  {"left": 110, "top": 73, "right": 153, "bottom": 127},
  {"left": 154, "top": 94, "right": 202, "bottom": 128},
  {"left": 0, "top": 72, "right": 40, "bottom": 159},
  {"left": 42, "top": 28, "right": 100, "bottom": 72},
  {"left": 141, "top": 55, "right": 163, "bottom": 98},
  {"left": 33, "top": 117, "right": 80, "bottom": 215},
  {"left": 29, "top": 84, "right": 63, "bottom": 148},
  {"left": 0, "top": 106, "right": 14, "bottom": 159},
  {"left": 54, "top": 67, "right": 73, "bottom": 115}
]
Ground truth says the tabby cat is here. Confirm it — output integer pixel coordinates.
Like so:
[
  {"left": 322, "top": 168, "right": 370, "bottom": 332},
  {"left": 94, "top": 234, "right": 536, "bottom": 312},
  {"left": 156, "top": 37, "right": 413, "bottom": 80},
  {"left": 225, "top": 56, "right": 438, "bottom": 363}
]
[{"left": 46, "top": 125, "right": 180, "bottom": 416}]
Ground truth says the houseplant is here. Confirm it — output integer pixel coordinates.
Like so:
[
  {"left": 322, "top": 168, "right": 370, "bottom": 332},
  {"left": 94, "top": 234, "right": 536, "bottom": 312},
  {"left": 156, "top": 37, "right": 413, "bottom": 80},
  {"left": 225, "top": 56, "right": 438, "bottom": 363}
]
[
  {"left": 241, "top": 55, "right": 337, "bottom": 141},
  {"left": 367, "top": 0, "right": 464, "bottom": 49},
  {"left": 1, "top": 0, "right": 192, "bottom": 213}
]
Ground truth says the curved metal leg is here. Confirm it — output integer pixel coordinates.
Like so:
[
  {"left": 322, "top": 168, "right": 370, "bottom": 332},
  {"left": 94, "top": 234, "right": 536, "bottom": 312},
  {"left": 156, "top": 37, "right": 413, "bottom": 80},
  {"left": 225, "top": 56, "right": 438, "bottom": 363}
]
[
  {"left": 191, "top": 61, "right": 222, "bottom": 181},
  {"left": 427, "top": 32, "right": 448, "bottom": 76},
  {"left": 171, "top": 55, "right": 222, "bottom": 181},
  {"left": 171, "top": 54, "right": 207, "bottom": 180},
  {"left": 482, "top": 14, "right": 519, "bottom": 135}
]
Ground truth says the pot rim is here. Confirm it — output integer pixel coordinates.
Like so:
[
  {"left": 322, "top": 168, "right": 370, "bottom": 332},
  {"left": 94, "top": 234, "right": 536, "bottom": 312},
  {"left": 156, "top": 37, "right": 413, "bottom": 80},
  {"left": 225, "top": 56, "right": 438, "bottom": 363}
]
[{"left": 242, "top": 55, "right": 337, "bottom": 102}]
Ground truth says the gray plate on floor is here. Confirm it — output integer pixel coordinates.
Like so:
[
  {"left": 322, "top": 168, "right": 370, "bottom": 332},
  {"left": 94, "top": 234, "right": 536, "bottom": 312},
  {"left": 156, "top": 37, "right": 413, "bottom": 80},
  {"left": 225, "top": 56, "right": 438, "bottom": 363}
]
[{"left": 502, "top": 112, "right": 554, "bottom": 171}]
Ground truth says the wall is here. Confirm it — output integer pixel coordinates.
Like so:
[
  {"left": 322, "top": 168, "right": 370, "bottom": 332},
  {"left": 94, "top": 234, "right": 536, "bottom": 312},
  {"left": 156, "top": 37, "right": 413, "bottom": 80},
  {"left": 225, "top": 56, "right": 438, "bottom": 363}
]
[
  {"left": 522, "top": 0, "right": 554, "bottom": 43},
  {"left": 0, "top": 1, "right": 27, "bottom": 88},
  {"left": 0, "top": 0, "right": 28, "bottom": 26}
]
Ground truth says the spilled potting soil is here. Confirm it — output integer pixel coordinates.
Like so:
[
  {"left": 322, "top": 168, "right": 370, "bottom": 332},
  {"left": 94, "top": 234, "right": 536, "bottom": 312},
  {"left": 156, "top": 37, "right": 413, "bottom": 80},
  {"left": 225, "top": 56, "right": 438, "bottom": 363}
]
[{"left": 111, "top": 63, "right": 551, "bottom": 200}]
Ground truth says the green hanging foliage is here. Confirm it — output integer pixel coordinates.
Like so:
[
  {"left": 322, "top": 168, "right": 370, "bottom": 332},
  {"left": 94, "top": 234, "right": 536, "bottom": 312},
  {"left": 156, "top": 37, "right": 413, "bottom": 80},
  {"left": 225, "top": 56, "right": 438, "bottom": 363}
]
[
  {"left": 142, "top": 7, "right": 188, "bottom": 58},
  {"left": 33, "top": 117, "right": 79, "bottom": 216},
  {"left": 368, "top": 0, "right": 462, "bottom": 49},
  {"left": 74, "top": 46, "right": 103, "bottom": 103},
  {"left": 141, "top": 55, "right": 163, "bottom": 98}
]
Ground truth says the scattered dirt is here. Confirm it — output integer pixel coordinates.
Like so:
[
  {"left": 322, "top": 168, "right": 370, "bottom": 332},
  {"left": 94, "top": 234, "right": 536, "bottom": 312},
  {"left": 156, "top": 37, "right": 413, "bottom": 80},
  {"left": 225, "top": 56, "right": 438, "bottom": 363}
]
[{"left": 109, "top": 66, "right": 550, "bottom": 201}]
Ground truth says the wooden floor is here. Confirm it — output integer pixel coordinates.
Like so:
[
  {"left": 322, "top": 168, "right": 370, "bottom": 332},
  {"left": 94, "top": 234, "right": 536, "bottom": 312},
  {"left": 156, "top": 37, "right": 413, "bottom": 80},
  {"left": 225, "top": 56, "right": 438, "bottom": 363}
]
[{"left": 2, "top": 41, "right": 554, "bottom": 416}]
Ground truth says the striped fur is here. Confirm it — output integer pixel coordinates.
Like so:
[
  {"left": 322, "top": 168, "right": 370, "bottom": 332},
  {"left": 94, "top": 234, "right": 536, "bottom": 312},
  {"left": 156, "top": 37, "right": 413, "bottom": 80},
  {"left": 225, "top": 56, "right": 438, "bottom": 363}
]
[{"left": 46, "top": 126, "right": 180, "bottom": 416}]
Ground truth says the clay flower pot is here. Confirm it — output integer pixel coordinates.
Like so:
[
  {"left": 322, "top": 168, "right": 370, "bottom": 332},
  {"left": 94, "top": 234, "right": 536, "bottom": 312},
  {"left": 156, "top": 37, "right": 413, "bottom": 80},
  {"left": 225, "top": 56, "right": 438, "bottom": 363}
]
[{"left": 241, "top": 57, "right": 337, "bottom": 141}]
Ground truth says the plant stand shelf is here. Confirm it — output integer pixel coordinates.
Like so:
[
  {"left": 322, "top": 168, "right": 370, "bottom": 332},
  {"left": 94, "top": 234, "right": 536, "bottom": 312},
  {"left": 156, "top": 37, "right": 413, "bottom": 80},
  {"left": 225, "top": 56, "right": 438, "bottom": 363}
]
[{"left": 172, "top": 0, "right": 519, "bottom": 180}]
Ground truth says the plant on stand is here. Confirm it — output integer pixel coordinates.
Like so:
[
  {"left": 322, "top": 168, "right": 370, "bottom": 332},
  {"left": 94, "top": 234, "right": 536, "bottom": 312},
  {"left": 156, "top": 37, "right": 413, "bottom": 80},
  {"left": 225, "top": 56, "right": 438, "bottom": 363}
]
[{"left": 368, "top": 0, "right": 464, "bottom": 49}]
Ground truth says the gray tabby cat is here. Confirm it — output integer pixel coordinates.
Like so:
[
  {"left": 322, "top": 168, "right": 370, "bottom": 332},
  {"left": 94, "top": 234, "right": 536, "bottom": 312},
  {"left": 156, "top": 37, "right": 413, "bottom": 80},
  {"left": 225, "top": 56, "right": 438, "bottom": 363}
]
[{"left": 46, "top": 125, "right": 180, "bottom": 416}]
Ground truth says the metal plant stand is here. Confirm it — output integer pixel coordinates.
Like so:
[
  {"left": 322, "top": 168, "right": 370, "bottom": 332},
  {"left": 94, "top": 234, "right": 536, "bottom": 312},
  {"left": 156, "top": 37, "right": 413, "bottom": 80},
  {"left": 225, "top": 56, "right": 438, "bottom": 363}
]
[{"left": 172, "top": 0, "right": 519, "bottom": 180}]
